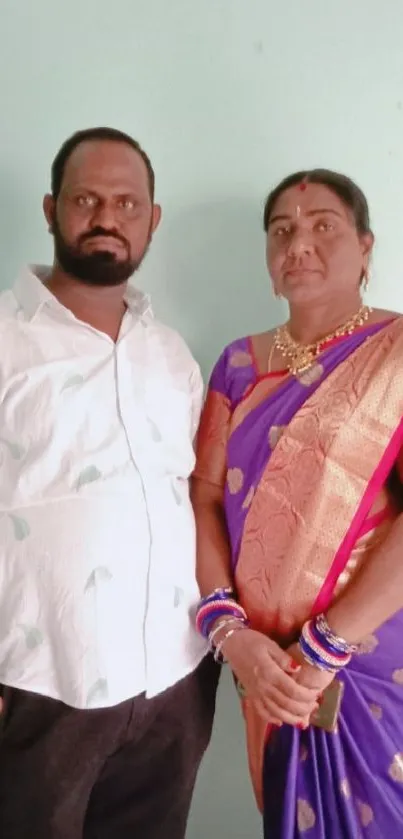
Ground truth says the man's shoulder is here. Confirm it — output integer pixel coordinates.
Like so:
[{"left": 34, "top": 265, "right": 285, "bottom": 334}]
[
  {"left": 0, "top": 289, "right": 23, "bottom": 339},
  {"left": 0, "top": 288, "right": 19, "bottom": 317}
]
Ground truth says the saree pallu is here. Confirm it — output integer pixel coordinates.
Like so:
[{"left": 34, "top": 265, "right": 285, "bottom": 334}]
[{"left": 195, "top": 317, "right": 403, "bottom": 837}]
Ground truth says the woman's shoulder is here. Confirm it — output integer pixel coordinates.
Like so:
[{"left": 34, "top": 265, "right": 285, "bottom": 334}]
[
  {"left": 371, "top": 307, "right": 401, "bottom": 322},
  {"left": 209, "top": 334, "right": 257, "bottom": 401},
  {"left": 212, "top": 335, "right": 253, "bottom": 369}
]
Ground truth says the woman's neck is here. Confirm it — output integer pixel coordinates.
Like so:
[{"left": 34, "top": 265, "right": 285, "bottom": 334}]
[{"left": 287, "top": 297, "right": 364, "bottom": 344}]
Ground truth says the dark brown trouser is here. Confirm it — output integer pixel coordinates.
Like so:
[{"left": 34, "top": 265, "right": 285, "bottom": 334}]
[{"left": 0, "top": 656, "right": 219, "bottom": 839}]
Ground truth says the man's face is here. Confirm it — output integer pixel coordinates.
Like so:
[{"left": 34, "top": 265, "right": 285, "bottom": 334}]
[{"left": 44, "top": 139, "right": 161, "bottom": 286}]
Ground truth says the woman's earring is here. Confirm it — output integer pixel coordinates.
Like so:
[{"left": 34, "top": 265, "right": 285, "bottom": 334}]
[{"left": 362, "top": 269, "right": 370, "bottom": 292}]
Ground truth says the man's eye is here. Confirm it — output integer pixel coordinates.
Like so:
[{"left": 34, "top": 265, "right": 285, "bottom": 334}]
[
  {"left": 118, "top": 199, "right": 136, "bottom": 211},
  {"left": 76, "top": 195, "right": 96, "bottom": 207}
]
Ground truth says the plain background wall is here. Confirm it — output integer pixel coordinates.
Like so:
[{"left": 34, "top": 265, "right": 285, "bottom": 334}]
[{"left": 1, "top": 1, "right": 403, "bottom": 835}]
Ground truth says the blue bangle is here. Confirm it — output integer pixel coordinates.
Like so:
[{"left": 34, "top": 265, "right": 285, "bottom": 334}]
[
  {"left": 199, "top": 587, "right": 235, "bottom": 608},
  {"left": 299, "top": 618, "right": 352, "bottom": 673}
]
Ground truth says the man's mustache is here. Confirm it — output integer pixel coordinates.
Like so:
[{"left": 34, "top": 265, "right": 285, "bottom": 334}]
[{"left": 79, "top": 227, "right": 129, "bottom": 248}]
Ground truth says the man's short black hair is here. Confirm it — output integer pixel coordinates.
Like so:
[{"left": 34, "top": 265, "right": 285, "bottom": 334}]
[{"left": 51, "top": 127, "right": 155, "bottom": 201}]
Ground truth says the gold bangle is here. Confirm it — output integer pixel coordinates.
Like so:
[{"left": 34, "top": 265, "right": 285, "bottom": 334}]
[{"left": 213, "top": 623, "right": 247, "bottom": 662}]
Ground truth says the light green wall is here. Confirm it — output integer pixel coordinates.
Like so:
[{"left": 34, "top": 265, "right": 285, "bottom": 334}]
[{"left": 1, "top": 1, "right": 402, "bottom": 835}]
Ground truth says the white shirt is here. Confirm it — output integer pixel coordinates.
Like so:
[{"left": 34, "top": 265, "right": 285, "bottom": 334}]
[{"left": 0, "top": 266, "right": 207, "bottom": 709}]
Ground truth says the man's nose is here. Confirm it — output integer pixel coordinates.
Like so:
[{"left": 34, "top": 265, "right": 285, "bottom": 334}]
[{"left": 91, "top": 201, "right": 118, "bottom": 230}]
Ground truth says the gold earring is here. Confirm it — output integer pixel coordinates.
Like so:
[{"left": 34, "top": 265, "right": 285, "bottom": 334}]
[{"left": 362, "top": 268, "right": 370, "bottom": 291}]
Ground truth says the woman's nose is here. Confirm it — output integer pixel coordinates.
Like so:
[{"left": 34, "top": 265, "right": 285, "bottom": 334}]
[{"left": 287, "top": 233, "right": 315, "bottom": 257}]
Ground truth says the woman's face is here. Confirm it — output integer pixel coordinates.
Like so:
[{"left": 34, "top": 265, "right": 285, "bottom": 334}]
[{"left": 266, "top": 183, "right": 373, "bottom": 306}]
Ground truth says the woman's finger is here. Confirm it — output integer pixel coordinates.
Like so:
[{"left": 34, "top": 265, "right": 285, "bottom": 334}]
[
  {"left": 264, "top": 701, "right": 312, "bottom": 727},
  {"left": 254, "top": 699, "right": 275, "bottom": 721},
  {"left": 266, "top": 684, "right": 319, "bottom": 718},
  {"left": 254, "top": 697, "right": 288, "bottom": 724},
  {"left": 252, "top": 689, "right": 310, "bottom": 725},
  {"left": 246, "top": 662, "right": 317, "bottom": 706},
  {"left": 268, "top": 664, "right": 320, "bottom": 704},
  {"left": 265, "top": 642, "right": 302, "bottom": 674},
  {"left": 253, "top": 693, "right": 311, "bottom": 728}
]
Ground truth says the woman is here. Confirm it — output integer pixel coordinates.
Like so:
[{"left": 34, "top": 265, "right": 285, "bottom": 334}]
[{"left": 192, "top": 169, "right": 403, "bottom": 838}]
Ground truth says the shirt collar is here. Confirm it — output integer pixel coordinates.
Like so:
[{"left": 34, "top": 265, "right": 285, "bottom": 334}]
[{"left": 12, "top": 265, "right": 152, "bottom": 322}]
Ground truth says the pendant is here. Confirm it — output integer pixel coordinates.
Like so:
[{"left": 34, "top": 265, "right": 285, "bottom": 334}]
[
  {"left": 292, "top": 347, "right": 316, "bottom": 374},
  {"left": 296, "top": 362, "right": 324, "bottom": 386}
]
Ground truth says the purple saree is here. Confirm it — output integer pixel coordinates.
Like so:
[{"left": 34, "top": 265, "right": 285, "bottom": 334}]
[{"left": 195, "top": 318, "right": 403, "bottom": 837}]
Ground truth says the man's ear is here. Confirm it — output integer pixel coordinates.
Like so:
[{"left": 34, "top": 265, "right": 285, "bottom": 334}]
[
  {"left": 43, "top": 194, "right": 55, "bottom": 232},
  {"left": 151, "top": 203, "right": 162, "bottom": 234}
]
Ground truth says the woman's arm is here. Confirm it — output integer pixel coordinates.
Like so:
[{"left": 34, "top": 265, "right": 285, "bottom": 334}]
[
  {"left": 191, "top": 477, "right": 233, "bottom": 593},
  {"left": 192, "top": 475, "right": 319, "bottom": 726},
  {"left": 290, "top": 512, "right": 403, "bottom": 697},
  {"left": 326, "top": 511, "right": 403, "bottom": 642},
  {"left": 192, "top": 363, "right": 320, "bottom": 724}
]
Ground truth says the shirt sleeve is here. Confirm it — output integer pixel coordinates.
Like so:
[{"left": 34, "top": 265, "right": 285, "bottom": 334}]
[{"left": 193, "top": 351, "right": 231, "bottom": 488}]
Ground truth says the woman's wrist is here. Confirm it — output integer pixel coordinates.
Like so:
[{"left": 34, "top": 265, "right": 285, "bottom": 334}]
[
  {"left": 298, "top": 613, "right": 357, "bottom": 673},
  {"left": 195, "top": 585, "right": 250, "bottom": 661},
  {"left": 325, "top": 606, "right": 364, "bottom": 646},
  {"left": 208, "top": 616, "right": 244, "bottom": 643},
  {"left": 215, "top": 621, "right": 249, "bottom": 662},
  {"left": 195, "top": 586, "right": 246, "bottom": 638}
]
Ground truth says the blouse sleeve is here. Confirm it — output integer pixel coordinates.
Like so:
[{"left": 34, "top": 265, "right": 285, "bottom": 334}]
[{"left": 193, "top": 351, "right": 231, "bottom": 488}]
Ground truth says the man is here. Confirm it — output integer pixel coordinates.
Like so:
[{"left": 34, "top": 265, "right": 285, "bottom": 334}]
[{"left": 0, "top": 127, "right": 219, "bottom": 839}]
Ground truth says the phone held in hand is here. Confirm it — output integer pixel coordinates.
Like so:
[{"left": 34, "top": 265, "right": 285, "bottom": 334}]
[{"left": 310, "top": 679, "right": 344, "bottom": 732}]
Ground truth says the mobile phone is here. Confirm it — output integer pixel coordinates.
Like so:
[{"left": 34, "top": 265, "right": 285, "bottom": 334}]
[{"left": 310, "top": 679, "right": 344, "bottom": 732}]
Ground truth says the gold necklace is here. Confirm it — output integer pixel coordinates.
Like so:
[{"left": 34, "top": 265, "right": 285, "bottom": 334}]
[{"left": 272, "top": 304, "right": 372, "bottom": 376}]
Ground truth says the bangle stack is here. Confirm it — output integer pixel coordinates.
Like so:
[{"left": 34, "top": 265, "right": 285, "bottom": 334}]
[
  {"left": 195, "top": 587, "right": 249, "bottom": 662},
  {"left": 211, "top": 619, "right": 247, "bottom": 662},
  {"left": 195, "top": 587, "right": 248, "bottom": 638},
  {"left": 299, "top": 613, "right": 357, "bottom": 673}
]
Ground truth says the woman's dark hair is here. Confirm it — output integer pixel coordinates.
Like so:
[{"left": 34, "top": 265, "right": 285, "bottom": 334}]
[
  {"left": 51, "top": 127, "right": 155, "bottom": 201},
  {"left": 263, "top": 169, "right": 371, "bottom": 236}
]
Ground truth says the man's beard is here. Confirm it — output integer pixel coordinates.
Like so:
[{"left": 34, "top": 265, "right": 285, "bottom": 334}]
[{"left": 52, "top": 222, "right": 150, "bottom": 287}]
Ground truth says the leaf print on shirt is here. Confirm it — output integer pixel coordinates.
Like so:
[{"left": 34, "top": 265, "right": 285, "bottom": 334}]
[
  {"left": 147, "top": 417, "right": 162, "bottom": 443},
  {"left": 76, "top": 465, "right": 102, "bottom": 490},
  {"left": 9, "top": 514, "right": 30, "bottom": 541},
  {"left": 174, "top": 586, "right": 184, "bottom": 607},
  {"left": 84, "top": 566, "right": 113, "bottom": 592},
  {"left": 19, "top": 625, "right": 44, "bottom": 650},
  {"left": 86, "top": 678, "right": 109, "bottom": 707},
  {"left": 61, "top": 374, "right": 85, "bottom": 391},
  {"left": 172, "top": 482, "right": 182, "bottom": 506},
  {"left": 0, "top": 438, "right": 25, "bottom": 460}
]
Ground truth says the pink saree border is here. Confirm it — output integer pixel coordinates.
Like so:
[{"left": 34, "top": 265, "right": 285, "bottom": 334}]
[{"left": 312, "top": 418, "right": 403, "bottom": 615}]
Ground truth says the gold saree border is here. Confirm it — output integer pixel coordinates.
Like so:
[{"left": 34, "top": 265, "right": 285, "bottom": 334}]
[
  {"left": 236, "top": 317, "right": 403, "bottom": 636},
  {"left": 235, "top": 317, "right": 403, "bottom": 810}
]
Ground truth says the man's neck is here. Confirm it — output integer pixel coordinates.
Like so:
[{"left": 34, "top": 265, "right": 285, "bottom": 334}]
[
  {"left": 46, "top": 267, "right": 127, "bottom": 342},
  {"left": 287, "top": 296, "right": 364, "bottom": 345}
]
